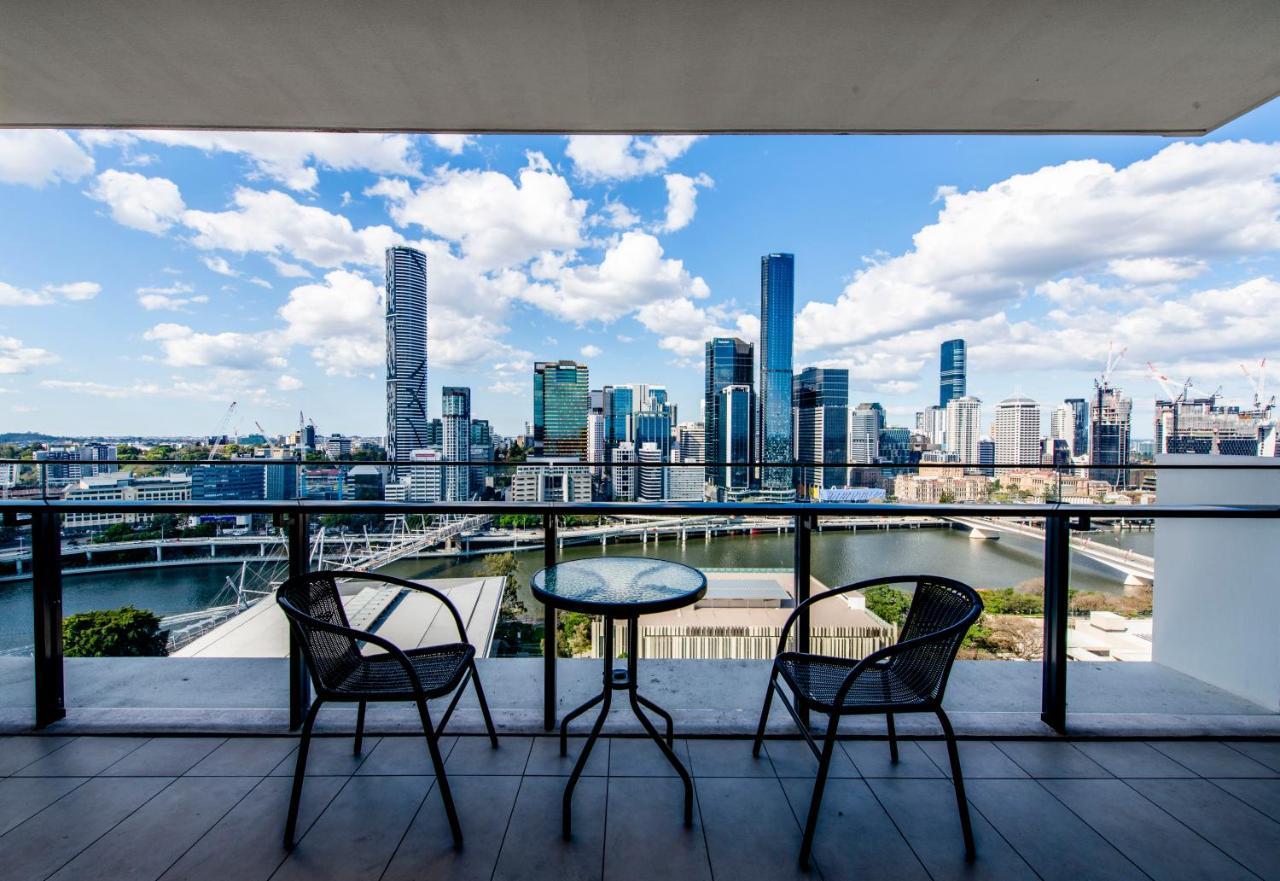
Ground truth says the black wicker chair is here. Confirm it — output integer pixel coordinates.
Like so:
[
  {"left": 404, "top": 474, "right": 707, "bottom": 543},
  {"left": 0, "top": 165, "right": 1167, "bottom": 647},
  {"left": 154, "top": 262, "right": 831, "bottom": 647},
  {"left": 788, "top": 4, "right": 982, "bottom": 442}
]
[
  {"left": 752, "top": 575, "right": 983, "bottom": 868},
  {"left": 276, "top": 569, "right": 498, "bottom": 849}
]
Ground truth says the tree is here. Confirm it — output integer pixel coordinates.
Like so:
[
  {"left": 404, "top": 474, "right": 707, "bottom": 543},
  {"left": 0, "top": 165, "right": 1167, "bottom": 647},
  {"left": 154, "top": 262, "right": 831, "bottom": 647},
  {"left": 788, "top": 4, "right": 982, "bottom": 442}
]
[
  {"left": 482, "top": 552, "right": 526, "bottom": 618},
  {"left": 863, "top": 585, "right": 911, "bottom": 628},
  {"left": 94, "top": 522, "right": 138, "bottom": 544},
  {"left": 557, "top": 612, "right": 594, "bottom": 657},
  {"left": 63, "top": 606, "right": 168, "bottom": 657},
  {"left": 938, "top": 490, "right": 957, "bottom": 504}
]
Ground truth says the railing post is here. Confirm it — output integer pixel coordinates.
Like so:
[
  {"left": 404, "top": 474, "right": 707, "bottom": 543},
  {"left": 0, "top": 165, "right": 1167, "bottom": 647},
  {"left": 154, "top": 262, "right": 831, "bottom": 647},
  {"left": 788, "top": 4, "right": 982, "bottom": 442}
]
[
  {"left": 31, "top": 510, "right": 65, "bottom": 728},
  {"left": 286, "top": 510, "right": 311, "bottom": 730},
  {"left": 794, "top": 513, "right": 812, "bottom": 655},
  {"left": 543, "top": 511, "right": 558, "bottom": 731},
  {"left": 1041, "top": 512, "right": 1070, "bottom": 733}
]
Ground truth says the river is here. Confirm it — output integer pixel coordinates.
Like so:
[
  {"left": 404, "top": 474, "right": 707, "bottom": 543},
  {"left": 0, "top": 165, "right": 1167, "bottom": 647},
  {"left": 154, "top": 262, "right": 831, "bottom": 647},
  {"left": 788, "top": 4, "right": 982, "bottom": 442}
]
[{"left": 0, "top": 524, "right": 1155, "bottom": 652}]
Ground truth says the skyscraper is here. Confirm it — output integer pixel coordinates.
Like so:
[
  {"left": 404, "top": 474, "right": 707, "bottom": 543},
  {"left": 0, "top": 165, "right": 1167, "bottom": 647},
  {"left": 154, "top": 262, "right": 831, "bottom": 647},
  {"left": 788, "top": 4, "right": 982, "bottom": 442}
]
[
  {"left": 794, "top": 367, "right": 849, "bottom": 495},
  {"left": 758, "top": 253, "right": 795, "bottom": 496},
  {"left": 441, "top": 386, "right": 471, "bottom": 501},
  {"left": 704, "top": 337, "right": 753, "bottom": 486},
  {"left": 945, "top": 396, "right": 982, "bottom": 464},
  {"left": 849, "top": 402, "right": 885, "bottom": 465},
  {"left": 385, "top": 245, "right": 429, "bottom": 473},
  {"left": 1090, "top": 382, "right": 1132, "bottom": 486},
  {"left": 602, "top": 385, "right": 634, "bottom": 451},
  {"left": 719, "top": 384, "right": 754, "bottom": 494},
  {"left": 939, "top": 338, "right": 966, "bottom": 408},
  {"left": 469, "top": 419, "right": 492, "bottom": 496},
  {"left": 1065, "top": 398, "right": 1090, "bottom": 459},
  {"left": 1050, "top": 403, "right": 1074, "bottom": 455},
  {"left": 993, "top": 395, "right": 1041, "bottom": 465},
  {"left": 534, "top": 360, "right": 589, "bottom": 459}
]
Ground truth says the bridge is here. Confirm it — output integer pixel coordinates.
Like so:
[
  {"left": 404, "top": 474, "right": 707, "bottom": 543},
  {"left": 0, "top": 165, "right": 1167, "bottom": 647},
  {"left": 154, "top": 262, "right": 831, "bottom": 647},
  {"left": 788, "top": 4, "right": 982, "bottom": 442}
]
[{"left": 948, "top": 516, "right": 1155, "bottom": 586}]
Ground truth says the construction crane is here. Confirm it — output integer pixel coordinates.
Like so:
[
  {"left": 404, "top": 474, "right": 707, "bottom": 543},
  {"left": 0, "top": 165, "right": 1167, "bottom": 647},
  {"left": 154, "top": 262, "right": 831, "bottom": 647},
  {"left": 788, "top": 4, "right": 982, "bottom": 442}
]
[
  {"left": 209, "top": 401, "right": 237, "bottom": 458},
  {"left": 1146, "top": 362, "right": 1191, "bottom": 403},
  {"left": 1241, "top": 359, "right": 1273, "bottom": 412},
  {"left": 1100, "top": 342, "right": 1127, "bottom": 387}
]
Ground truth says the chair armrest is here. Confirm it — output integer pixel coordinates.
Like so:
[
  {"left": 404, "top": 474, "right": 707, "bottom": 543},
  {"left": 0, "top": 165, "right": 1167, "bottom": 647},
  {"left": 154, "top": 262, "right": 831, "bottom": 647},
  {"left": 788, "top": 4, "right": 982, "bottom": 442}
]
[
  {"left": 320, "top": 569, "right": 470, "bottom": 643},
  {"left": 278, "top": 597, "right": 426, "bottom": 695}
]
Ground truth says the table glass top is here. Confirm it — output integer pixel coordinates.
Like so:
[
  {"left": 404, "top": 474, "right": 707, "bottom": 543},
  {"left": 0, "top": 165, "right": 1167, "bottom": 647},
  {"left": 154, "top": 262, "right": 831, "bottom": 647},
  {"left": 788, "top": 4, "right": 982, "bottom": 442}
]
[{"left": 532, "top": 557, "right": 706, "bottom": 609}]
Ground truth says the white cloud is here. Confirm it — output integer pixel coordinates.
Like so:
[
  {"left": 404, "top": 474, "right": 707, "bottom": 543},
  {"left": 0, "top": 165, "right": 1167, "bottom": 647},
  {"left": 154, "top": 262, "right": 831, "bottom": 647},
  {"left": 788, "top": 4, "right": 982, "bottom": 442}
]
[
  {"left": 0, "top": 280, "right": 100, "bottom": 306},
  {"left": 278, "top": 270, "right": 383, "bottom": 375},
  {"left": 276, "top": 374, "right": 304, "bottom": 391},
  {"left": 367, "top": 152, "right": 587, "bottom": 269},
  {"left": 580, "top": 344, "right": 603, "bottom": 358},
  {"left": 202, "top": 255, "right": 239, "bottom": 277},
  {"left": 249, "top": 277, "right": 273, "bottom": 289},
  {"left": 136, "top": 283, "right": 208, "bottom": 311},
  {"left": 143, "top": 323, "right": 284, "bottom": 371},
  {"left": 658, "top": 172, "right": 713, "bottom": 232},
  {"left": 634, "top": 297, "right": 759, "bottom": 360},
  {"left": 86, "top": 170, "right": 185, "bottom": 233},
  {"left": 565, "top": 135, "right": 701, "bottom": 181},
  {"left": 268, "top": 256, "right": 312, "bottom": 278},
  {"left": 597, "top": 201, "right": 640, "bottom": 229},
  {"left": 428, "top": 134, "right": 476, "bottom": 155},
  {"left": 0, "top": 131, "right": 94, "bottom": 187},
  {"left": 0, "top": 337, "right": 57, "bottom": 373},
  {"left": 40, "top": 374, "right": 286, "bottom": 407},
  {"left": 1105, "top": 256, "right": 1207, "bottom": 285}
]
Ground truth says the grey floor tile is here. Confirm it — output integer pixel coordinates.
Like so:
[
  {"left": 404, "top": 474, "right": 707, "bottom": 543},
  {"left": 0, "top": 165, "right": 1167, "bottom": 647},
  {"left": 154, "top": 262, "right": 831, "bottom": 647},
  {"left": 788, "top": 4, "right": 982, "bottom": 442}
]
[
  {"left": 1226, "top": 741, "right": 1280, "bottom": 773},
  {"left": 1210, "top": 778, "right": 1280, "bottom": 823},
  {"left": 1130, "top": 778, "right": 1280, "bottom": 881},
  {"left": 995, "top": 741, "right": 1112, "bottom": 778},
  {"left": 185, "top": 738, "right": 297, "bottom": 777},
  {"left": 445, "top": 735, "right": 531, "bottom": 775},
  {"left": 0, "top": 776, "right": 171, "bottom": 881},
  {"left": 919, "top": 739, "right": 1029, "bottom": 778},
  {"left": 158, "top": 776, "right": 346, "bottom": 881},
  {"left": 14, "top": 737, "right": 149, "bottom": 777},
  {"left": 696, "top": 777, "right": 809, "bottom": 881},
  {"left": 1151, "top": 742, "right": 1278, "bottom": 778},
  {"left": 102, "top": 738, "right": 226, "bottom": 777},
  {"left": 605, "top": 777, "right": 711, "bottom": 881},
  {"left": 1042, "top": 778, "right": 1256, "bottom": 881},
  {"left": 966, "top": 779, "right": 1152, "bottom": 881},
  {"left": 687, "top": 738, "right": 773, "bottom": 777},
  {"left": 355, "top": 734, "right": 456, "bottom": 775},
  {"left": 1073, "top": 741, "right": 1198, "bottom": 778},
  {"left": 779, "top": 776, "right": 929, "bottom": 880},
  {"left": 526, "top": 736, "right": 610, "bottom": 776},
  {"left": 867, "top": 777, "right": 1038, "bottom": 881},
  {"left": 0, "top": 776, "right": 85, "bottom": 835},
  {"left": 492, "top": 775, "right": 606, "bottom": 881},
  {"left": 766, "top": 738, "right": 859, "bottom": 778},
  {"left": 268, "top": 735, "right": 380, "bottom": 777},
  {"left": 47, "top": 775, "right": 259, "bottom": 881},
  {"left": 383, "top": 775, "right": 520, "bottom": 881},
  {"left": 272, "top": 775, "right": 431, "bottom": 881},
  {"left": 0, "top": 736, "right": 76, "bottom": 776},
  {"left": 608, "top": 737, "right": 691, "bottom": 777},
  {"left": 843, "top": 739, "right": 944, "bottom": 777}
]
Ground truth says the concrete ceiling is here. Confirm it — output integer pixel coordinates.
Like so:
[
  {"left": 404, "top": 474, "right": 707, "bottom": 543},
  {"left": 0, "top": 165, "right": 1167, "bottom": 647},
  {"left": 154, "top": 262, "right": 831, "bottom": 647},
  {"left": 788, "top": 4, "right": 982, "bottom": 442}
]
[{"left": 2, "top": 0, "right": 1279, "bottom": 134}]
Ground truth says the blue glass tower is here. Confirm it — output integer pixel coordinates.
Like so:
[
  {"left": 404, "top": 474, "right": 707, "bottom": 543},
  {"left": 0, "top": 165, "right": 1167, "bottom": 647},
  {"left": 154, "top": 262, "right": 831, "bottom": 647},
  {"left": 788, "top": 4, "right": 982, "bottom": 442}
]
[
  {"left": 939, "top": 338, "right": 966, "bottom": 408},
  {"left": 704, "top": 337, "right": 754, "bottom": 486},
  {"left": 794, "top": 367, "right": 849, "bottom": 494},
  {"left": 759, "top": 253, "right": 795, "bottom": 496}
]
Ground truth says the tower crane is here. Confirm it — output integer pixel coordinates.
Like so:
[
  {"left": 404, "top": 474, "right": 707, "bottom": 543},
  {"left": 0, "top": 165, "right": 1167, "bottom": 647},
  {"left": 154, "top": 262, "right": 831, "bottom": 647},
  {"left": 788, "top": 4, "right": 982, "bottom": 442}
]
[
  {"left": 1100, "top": 342, "right": 1127, "bottom": 387},
  {"left": 209, "top": 401, "right": 237, "bottom": 458},
  {"left": 1145, "top": 362, "right": 1190, "bottom": 403}
]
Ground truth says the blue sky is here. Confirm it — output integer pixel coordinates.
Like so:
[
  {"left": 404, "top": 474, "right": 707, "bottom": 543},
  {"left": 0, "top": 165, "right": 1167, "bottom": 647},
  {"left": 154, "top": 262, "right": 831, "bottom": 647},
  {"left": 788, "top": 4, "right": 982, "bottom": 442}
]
[{"left": 2, "top": 101, "right": 1279, "bottom": 439}]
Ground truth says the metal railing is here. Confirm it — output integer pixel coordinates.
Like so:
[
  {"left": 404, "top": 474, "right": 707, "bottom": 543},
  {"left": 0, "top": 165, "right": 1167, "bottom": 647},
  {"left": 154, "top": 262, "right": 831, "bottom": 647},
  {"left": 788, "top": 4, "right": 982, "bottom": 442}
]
[{"left": 2, "top": 462, "right": 1279, "bottom": 734}]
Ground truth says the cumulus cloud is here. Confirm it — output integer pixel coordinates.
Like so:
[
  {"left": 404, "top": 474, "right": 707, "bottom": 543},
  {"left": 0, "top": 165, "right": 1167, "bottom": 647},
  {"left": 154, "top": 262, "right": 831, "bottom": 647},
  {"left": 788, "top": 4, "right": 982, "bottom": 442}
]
[
  {"left": 580, "top": 344, "right": 603, "bottom": 358},
  {"left": 136, "top": 282, "right": 208, "bottom": 311},
  {"left": 427, "top": 134, "right": 475, "bottom": 155},
  {"left": 565, "top": 135, "right": 701, "bottom": 181},
  {"left": 143, "top": 323, "right": 284, "bottom": 371},
  {"left": 86, "top": 170, "right": 186, "bottom": 233},
  {"left": 0, "top": 131, "right": 94, "bottom": 187},
  {"left": 0, "top": 280, "right": 100, "bottom": 306},
  {"left": 634, "top": 298, "right": 759, "bottom": 360},
  {"left": 0, "top": 337, "right": 57, "bottom": 373},
  {"left": 278, "top": 270, "right": 383, "bottom": 375},
  {"left": 658, "top": 173, "right": 713, "bottom": 232},
  {"left": 202, "top": 255, "right": 239, "bottom": 277}
]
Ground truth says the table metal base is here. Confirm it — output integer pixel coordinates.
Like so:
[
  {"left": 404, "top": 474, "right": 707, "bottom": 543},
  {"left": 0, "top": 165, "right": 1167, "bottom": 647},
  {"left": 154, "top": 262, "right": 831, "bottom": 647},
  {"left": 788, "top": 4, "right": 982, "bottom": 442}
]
[{"left": 559, "top": 615, "right": 693, "bottom": 839}]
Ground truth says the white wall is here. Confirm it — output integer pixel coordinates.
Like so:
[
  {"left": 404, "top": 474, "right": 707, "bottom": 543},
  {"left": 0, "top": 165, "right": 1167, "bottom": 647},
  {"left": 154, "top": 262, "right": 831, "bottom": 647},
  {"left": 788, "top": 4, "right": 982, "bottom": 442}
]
[{"left": 1153, "top": 455, "right": 1280, "bottom": 710}]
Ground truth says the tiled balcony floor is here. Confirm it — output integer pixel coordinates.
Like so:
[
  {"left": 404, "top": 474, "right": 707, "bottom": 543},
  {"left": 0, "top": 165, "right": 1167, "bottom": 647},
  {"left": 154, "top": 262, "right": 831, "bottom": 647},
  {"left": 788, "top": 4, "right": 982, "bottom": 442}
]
[{"left": 2, "top": 735, "right": 1279, "bottom": 881}]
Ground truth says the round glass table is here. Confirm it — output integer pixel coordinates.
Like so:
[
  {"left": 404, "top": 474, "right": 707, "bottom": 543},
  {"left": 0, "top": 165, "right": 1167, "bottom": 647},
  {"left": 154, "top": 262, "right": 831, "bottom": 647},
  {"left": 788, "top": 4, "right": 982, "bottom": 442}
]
[{"left": 532, "top": 557, "right": 707, "bottom": 839}]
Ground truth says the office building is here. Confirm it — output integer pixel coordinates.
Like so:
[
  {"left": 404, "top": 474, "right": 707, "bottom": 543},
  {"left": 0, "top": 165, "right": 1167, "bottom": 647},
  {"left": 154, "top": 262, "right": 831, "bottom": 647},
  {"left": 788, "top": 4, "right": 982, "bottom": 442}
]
[
  {"left": 323, "top": 434, "right": 352, "bottom": 460},
  {"left": 405, "top": 448, "right": 443, "bottom": 502},
  {"left": 758, "top": 253, "right": 795, "bottom": 495},
  {"left": 534, "top": 360, "right": 589, "bottom": 459},
  {"left": 993, "top": 395, "right": 1041, "bottom": 465},
  {"left": 190, "top": 463, "right": 265, "bottom": 501},
  {"left": 264, "top": 459, "right": 299, "bottom": 500},
  {"left": 719, "top": 384, "right": 754, "bottom": 495},
  {"left": 848, "top": 402, "right": 884, "bottom": 465},
  {"left": 634, "top": 409, "right": 672, "bottom": 458},
  {"left": 676, "top": 421, "right": 705, "bottom": 465},
  {"left": 602, "top": 385, "right": 634, "bottom": 451},
  {"left": 977, "top": 437, "right": 996, "bottom": 475},
  {"left": 62, "top": 474, "right": 192, "bottom": 528},
  {"left": 441, "top": 386, "right": 471, "bottom": 501},
  {"left": 609, "top": 442, "right": 637, "bottom": 501},
  {"left": 794, "top": 367, "right": 849, "bottom": 494},
  {"left": 1090, "top": 381, "right": 1133, "bottom": 486},
  {"left": 1050, "top": 404, "right": 1075, "bottom": 455},
  {"left": 1155, "top": 396, "right": 1263, "bottom": 456},
  {"left": 510, "top": 459, "right": 592, "bottom": 502},
  {"left": 879, "top": 427, "right": 914, "bottom": 466},
  {"left": 916, "top": 405, "right": 947, "bottom": 448},
  {"left": 385, "top": 245, "right": 429, "bottom": 472},
  {"left": 638, "top": 442, "right": 666, "bottom": 501},
  {"left": 667, "top": 449, "right": 705, "bottom": 500},
  {"left": 704, "top": 337, "right": 754, "bottom": 486},
  {"left": 945, "top": 396, "right": 983, "bottom": 464},
  {"left": 469, "top": 419, "right": 493, "bottom": 496},
  {"left": 1042, "top": 437, "right": 1071, "bottom": 467},
  {"left": 1065, "top": 398, "right": 1090, "bottom": 458},
  {"left": 939, "top": 338, "right": 966, "bottom": 408}
]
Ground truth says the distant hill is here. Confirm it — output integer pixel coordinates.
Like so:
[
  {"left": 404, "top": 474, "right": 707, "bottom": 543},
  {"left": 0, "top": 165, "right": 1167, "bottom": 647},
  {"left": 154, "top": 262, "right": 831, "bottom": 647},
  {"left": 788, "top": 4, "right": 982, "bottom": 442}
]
[{"left": 0, "top": 432, "right": 62, "bottom": 444}]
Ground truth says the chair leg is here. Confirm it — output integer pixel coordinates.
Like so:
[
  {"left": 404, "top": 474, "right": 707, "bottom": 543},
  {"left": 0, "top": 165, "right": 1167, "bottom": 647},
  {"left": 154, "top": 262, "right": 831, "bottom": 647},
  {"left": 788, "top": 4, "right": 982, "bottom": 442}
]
[
  {"left": 470, "top": 660, "right": 499, "bottom": 748},
  {"left": 886, "top": 712, "right": 899, "bottom": 763},
  {"left": 284, "top": 699, "right": 322, "bottom": 849},
  {"left": 752, "top": 668, "right": 779, "bottom": 758},
  {"left": 799, "top": 713, "right": 840, "bottom": 869},
  {"left": 353, "top": 701, "right": 366, "bottom": 756},
  {"left": 416, "top": 697, "right": 463, "bottom": 848},
  {"left": 936, "top": 708, "right": 976, "bottom": 860}
]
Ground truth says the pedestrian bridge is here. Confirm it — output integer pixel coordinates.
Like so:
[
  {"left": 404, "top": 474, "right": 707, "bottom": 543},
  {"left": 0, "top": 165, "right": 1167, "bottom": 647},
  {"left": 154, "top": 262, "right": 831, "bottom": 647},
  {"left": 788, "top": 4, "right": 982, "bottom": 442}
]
[{"left": 947, "top": 517, "right": 1155, "bottom": 585}]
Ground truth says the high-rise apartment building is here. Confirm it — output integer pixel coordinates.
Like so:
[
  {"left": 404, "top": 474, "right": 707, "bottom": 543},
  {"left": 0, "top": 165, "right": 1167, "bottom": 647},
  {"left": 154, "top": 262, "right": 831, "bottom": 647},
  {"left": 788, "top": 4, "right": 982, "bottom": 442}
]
[
  {"left": 758, "top": 253, "right": 795, "bottom": 495},
  {"left": 602, "top": 385, "right": 634, "bottom": 451},
  {"left": 385, "top": 245, "right": 429, "bottom": 473},
  {"left": 993, "top": 395, "right": 1042, "bottom": 465},
  {"left": 468, "top": 419, "right": 492, "bottom": 496},
  {"left": 1090, "top": 382, "right": 1132, "bottom": 486},
  {"left": 1050, "top": 404, "right": 1074, "bottom": 455},
  {"left": 441, "top": 386, "right": 471, "bottom": 501},
  {"left": 676, "top": 421, "right": 705, "bottom": 464},
  {"left": 945, "top": 396, "right": 982, "bottom": 464},
  {"left": 704, "top": 337, "right": 753, "bottom": 486},
  {"left": 849, "top": 402, "right": 885, "bottom": 465},
  {"left": 638, "top": 442, "right": 666, "bottom": 501},
  {"left": 939, "top": 338, "right": 967, "bottom": 408},
  {"left": 586, "top": 409, "right": 606, "bottom": 477},
  {"left": 794, "top": 367, "right": 849, "bottom": 494},
  {"left": 609, "top": 442, "right": 636, "bottom": 501},
  {"left": 533, "top": 360, "right": 589, "bottom": 459},
  {"left": 1065, "top": 398, "right": 1090, "bottom": 459},
  {"left": 719, "top": 384, "right": 754, "bottom": 495}
]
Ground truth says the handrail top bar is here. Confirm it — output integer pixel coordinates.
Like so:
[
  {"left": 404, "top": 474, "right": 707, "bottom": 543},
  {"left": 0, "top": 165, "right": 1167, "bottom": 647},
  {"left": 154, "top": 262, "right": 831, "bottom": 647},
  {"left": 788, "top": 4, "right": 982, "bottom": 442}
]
[{"left": 0, "top": 499, "right": 1276, "bottom": 518}]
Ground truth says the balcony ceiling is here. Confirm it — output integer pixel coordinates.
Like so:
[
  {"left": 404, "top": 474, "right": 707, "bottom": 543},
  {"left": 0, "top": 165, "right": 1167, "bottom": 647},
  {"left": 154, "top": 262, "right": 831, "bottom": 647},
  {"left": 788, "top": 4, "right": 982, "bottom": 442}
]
[{"left": 2, "top": 0, "right": 1279, "bottom": 135}]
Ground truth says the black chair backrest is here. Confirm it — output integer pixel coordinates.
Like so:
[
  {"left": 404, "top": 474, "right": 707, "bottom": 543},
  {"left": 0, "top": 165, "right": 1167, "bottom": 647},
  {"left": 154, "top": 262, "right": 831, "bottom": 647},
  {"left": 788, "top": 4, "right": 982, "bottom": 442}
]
[
  {"left": 277, "top": 572, "right": 363, "bottom": 693},
  {"left": 889, "top": 577, "right": 983, "bottom": 704}
]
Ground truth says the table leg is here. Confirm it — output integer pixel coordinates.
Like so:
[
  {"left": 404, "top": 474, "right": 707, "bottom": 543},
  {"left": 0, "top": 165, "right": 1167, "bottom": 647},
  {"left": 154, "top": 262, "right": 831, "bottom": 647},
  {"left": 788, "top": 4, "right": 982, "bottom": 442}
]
[
  {"left": 562, "top": 616, "right": 613, "bottom": 840},
  {"left": 626, "top": 618, "right": 694, "bottom": 827}
]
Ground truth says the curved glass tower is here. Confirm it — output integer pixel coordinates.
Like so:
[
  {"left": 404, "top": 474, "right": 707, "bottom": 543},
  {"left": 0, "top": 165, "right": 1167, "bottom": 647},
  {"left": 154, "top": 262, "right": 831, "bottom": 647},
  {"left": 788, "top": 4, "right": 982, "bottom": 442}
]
[
  {"left": 759, "top": 253, "right": 795, "bottom": 497},
  {"left": 385, "top": 246, "right": 429, "bottom": 473}
]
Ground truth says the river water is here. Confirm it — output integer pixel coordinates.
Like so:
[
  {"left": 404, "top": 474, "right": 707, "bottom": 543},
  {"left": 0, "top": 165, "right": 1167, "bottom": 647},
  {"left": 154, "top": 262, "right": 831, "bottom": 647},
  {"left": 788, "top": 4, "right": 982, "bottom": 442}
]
[{"left": 0, "top": 524, "right": 1154, "bottom": 652}]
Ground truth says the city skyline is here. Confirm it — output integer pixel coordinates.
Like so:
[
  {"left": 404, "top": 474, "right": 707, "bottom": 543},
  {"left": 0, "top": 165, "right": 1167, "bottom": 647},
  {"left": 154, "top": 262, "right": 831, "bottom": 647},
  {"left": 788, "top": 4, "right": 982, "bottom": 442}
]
[{"left": 3, "top": 101, "right": 1280, "bottom": 437}]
